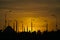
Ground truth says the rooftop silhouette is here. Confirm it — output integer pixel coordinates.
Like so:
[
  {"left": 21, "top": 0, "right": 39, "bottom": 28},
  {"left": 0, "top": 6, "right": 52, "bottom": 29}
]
[
  {"left": 3, "top": 26, "right": 15, "bottom": 33},
  {"left": 0, "top": 25, "right": 60, "bottom": 40}
]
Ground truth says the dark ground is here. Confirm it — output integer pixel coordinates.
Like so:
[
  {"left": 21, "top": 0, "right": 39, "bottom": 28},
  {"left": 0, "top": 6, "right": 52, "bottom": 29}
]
[{"left": 0, "top": 26, "right": 60, "bottom": 40}]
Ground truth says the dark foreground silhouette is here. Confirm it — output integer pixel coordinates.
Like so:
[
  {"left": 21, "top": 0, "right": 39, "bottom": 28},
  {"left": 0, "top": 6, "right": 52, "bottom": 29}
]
[{"left": 0, "top": 26, "right": 60, "bottom": 40}]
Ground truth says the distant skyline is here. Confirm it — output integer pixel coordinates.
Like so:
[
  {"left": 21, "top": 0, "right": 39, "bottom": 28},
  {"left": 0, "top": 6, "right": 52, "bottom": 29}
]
[{"left": 0, "top": 0, "right": 60, "bottom": 32}]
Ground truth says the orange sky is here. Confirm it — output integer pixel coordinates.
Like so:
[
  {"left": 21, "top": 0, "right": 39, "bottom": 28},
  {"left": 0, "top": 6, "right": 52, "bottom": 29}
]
[{"left": 0, "top": 0, "right": 60, "bottom": 32}]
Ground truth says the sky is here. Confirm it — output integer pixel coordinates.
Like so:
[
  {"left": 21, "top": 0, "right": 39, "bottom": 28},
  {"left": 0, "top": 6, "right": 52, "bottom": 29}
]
[{"left": 0, "top": 0, "right": 60, "bottom": 32}]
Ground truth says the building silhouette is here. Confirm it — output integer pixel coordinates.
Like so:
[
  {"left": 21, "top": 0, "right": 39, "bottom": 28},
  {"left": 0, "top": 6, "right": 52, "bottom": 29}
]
[{"left": 3, "top": 26, "right": 15, "bottom": 33}]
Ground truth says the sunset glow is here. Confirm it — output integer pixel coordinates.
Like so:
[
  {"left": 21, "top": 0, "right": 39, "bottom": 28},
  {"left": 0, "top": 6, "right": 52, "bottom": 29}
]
[
  {"left": 17, "top": 17, "right": 46, "bottom": 32},
  {"left": 3, "top": 16, "right": 56, "bottom": 32},
  {"left": 0, "top": 0, "right": 60, "bottom": 32}
]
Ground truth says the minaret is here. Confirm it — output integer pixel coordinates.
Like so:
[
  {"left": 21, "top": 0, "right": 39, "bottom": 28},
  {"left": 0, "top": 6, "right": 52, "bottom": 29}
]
[
  {"left": 15, "top": 20, "right": 18, "bottom": 32},
  {"left": 4, "top": 14, "right": 7, "bottom": 29},
  {"left": 2, "top": 14, "right": 6, "bottom": 31},
  {"left": 22, "top": 23, "right": 23, "bottom": 32},
  {"left": 7, "top": 20, "right": 10, "bottom": 26},
  {"left": 13, "top": 21, "right": 15, "bottom": 31},
  {"left": 44, "top": 20, "right": 48, "bottom": 32},
  {"left": 24, "top": 27, "right": 25, "bottom": 32},
  {"left": 51, "top": 14, "right": 58, "bottom": 31},
  {"left": 27, "top": 26, "right": 28, "bottom": 32},
  {"left": 56, "top": 24, "right": 58, "bottom": 31},
  {"left": 46, "top": 22, "right": 48, "bottom": 32},
  {"left": 56, "top": 17, "right": 58, "bottom": 31},
  {"left": 31, "top": 19, "right": 33, "bottom": 32},
  {"left": 4, "top": 10, "right": 12, "bottom": 29}
]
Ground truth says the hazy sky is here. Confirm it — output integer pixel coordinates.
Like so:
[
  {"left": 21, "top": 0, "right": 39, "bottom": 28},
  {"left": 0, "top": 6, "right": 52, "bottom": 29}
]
[{"left": 0, "top": 0, "right": 60, "bottom": 32}]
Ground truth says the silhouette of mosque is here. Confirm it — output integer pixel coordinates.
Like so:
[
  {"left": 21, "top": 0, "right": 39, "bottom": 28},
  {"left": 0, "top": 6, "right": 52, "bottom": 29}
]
[
  {"left": 0, "top": 25, "right": 60, "bottom": 40},
  {"left": 0, "top": 15, "right": 59, "bottom": 40},
  {"left": 3, "top": 26, "right": 15, "bottom": 33},
  {"left": 0, "top": 13, "right": 60, "bottom": 40},
  {"left": 3, "top": 13, "right": 59, "bottom": 33}
]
